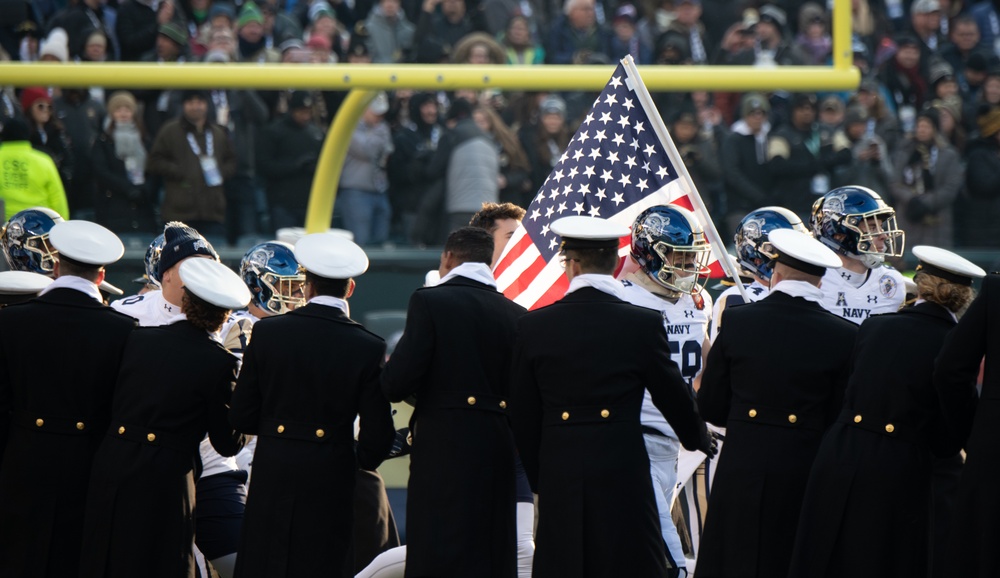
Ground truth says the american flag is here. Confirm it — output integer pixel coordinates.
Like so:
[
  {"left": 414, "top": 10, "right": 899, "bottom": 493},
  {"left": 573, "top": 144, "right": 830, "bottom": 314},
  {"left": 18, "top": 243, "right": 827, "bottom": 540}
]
[{"left": 495, "top": 60, "right": 725, "bottom": 310}]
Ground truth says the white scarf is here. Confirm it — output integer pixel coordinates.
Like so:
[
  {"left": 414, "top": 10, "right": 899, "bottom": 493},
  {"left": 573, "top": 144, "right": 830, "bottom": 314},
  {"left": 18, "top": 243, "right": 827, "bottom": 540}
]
[
  {"left": 39, "top": 275, "right": 102, "bottom": 303},
  {"left": 771, "top": 279, "right": 824, "bottom": 304},
  {"left": 438, "top": 262, "right": 497, "bottom": 288},
  {"left": 309, "top": 295, "right": 350, "bottom": 317},
  {"left": 566, "top": 273, "right": 626, "bottom": 300}
]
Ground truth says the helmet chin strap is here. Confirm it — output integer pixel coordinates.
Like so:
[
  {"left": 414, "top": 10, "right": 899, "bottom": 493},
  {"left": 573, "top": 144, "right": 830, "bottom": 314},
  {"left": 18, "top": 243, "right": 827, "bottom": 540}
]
[
  {"left": 847, "top": 252, "right": 883, "bottom": 270},
  {"left": 628, "top": 270, "right": 681, "bottom": 301}
]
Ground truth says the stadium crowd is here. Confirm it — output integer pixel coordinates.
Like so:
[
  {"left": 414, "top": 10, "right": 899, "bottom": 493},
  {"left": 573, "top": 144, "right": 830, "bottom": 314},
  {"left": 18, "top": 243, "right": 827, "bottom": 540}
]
[{"left": 1, "top": 0, "right": 1000, "bottom": 250}]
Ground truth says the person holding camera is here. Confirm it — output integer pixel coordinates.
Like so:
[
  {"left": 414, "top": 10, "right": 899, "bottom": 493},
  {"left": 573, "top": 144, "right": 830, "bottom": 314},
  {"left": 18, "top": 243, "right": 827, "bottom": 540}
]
[{"left": 828, "top": 105, "right": 894, "bottom": 194}]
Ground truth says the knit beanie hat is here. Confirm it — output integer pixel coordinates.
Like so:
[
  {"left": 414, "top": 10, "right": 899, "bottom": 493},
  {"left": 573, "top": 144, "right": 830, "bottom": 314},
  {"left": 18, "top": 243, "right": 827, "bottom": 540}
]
[
  {"left": 237, "top": 2, "right": 265, "bottom": 28},
  {"left": 19, "top": 87, "right": 50, "bottom": 113},
  {"left": 157, "top": 222, "right": 219, "bottom": 279},
  {"left": 159, "top": 22, "right": 188, "bottom": 46},
  {"left": 106, "top": 91, "right": 137, "bottom": 115}
]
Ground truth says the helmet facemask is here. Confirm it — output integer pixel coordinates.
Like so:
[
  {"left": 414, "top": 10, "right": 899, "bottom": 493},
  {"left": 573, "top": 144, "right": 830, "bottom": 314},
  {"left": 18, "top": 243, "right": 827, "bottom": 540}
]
[
  {"left": 259, "top": 270, "right": 306, "bottom": 315},
  {"left": 839, "top": 209, "right": 905, "bottom": 269},
  {"left": 650, "top": 239, "right": 711, "bottom": 295}
]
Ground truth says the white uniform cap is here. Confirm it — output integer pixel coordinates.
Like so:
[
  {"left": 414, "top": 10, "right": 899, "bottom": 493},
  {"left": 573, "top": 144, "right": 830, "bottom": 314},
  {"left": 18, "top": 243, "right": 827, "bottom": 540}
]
[
  {"left": 0, "top": 270, "right": 53, "bottom": 295},
  {"left": 424, "top": 270, "right": 441, "bottom": 287},
  {"left": 48, "top": 221, "right": 124, "bottom": 266},
  {"left": 276, "top": 227, "right": 354, "bottom": 246},
  {"left": 294, "top": 233, "right": 369, "bottom": 279},
  {"left": 179, "top": 258, "right": 252, "bottom": 310},
  {"left": 912, "top": 245, "right": 986, "bottom": 287},
  {"left": 768, "top": 228, "right": 842, "bottom": 276},
  {"left": 551, "top": 216, "right": 630, "bottom": 250}
]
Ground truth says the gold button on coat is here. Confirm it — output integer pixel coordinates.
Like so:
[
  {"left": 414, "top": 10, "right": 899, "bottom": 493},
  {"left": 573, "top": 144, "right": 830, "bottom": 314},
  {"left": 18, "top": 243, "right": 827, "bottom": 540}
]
[
  {"left": 561, "top": 412, "right": 570, "bottom": 421},
  {"left": 854, "top": 415, "right": 863, "bottom": 423},
  {"left": 316, "top": 429, "right": 325, "bottom": 438},
  {"left": 788, "top": 414, "right": 797, "bottom": 424},
  {"left": 35, "top": 418, "right": 44, "bottom": 427},
  {"left": 277, "top": 425, "right": 285, "bottom": 433},
  {"left": 118, "top": 426, "right": 125, "bottom": 434},
  {"left": 885, "top": 424, "right": 895, "bottom": 433},
  {"left": 467, "top": 396, "right": 477, "bottom": 406},
  {"left": 147, "top": 433, "right": 156, "bottom": 442},
  {"left": 600, "top": 409, "right": 610, "bottom": 418},
  {"left": 748, "top": 409, "right": 757, "bottom": 418},
  {"left": 499, "top": 401, "right": 507, "bottom": 409},
  {"left": 76, "top": 422, "right": 85, "bottom": 430}
]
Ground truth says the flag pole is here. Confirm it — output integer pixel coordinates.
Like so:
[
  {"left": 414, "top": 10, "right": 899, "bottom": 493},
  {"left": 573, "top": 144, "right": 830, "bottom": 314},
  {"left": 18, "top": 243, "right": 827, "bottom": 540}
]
[{"left": 621, "top": 56, "right": 752, "bottom": 304}]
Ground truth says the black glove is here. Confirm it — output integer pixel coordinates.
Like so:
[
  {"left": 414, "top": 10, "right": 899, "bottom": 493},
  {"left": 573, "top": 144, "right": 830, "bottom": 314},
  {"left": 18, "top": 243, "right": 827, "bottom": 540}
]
[{"left": 700, "top": 429, "right": 721, "bottom": 458}]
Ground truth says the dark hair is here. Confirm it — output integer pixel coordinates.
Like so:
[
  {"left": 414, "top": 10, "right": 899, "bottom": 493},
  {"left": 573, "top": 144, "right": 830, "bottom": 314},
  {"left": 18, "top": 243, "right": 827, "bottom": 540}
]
[
  {"left": 1, "top": 117, "right": 30, "bottom": 141},
  {"left": 568, "top": 247, "right": 619, "bottom": 274},
  {"left": 446, "top": 97, "right": 474, "bottom": 122},
  {"left": 181, "top": 288, "right": 229, "bottom": 332},
  {"left": 305, "top": 271, "right": 350, "bottom": 298},
  {"left": 443, "top": 227, "right": 494, "bottom": 264},
  {"left": 57, "top": 256, "right": 103, "bottom": 283},
  {"left": 469, "top": 202, "right": 526, "bottom": 233},
  {"left": 915, "top": 272, "right": 976, "bottom": 314}
]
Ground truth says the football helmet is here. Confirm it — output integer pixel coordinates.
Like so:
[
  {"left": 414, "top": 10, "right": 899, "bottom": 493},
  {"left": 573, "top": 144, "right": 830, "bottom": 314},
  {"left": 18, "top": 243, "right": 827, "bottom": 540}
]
[
  {"left": 1, "top": 207, "right": 63, "bottom": 274},
  {"left": 630, "top": 205, "right": 711, "bottom": 295},
  {"left": 735, "top": 206, "right": 810, "bottom": 281},
  {"left": 240, "top": 241, "right": 306, "bottom": 315},
  {"left": 814, "top": 186, "right": 904, "bottom": 269},
  {"left": 144, "top": 234, "right": 166, "bottom": 287}
]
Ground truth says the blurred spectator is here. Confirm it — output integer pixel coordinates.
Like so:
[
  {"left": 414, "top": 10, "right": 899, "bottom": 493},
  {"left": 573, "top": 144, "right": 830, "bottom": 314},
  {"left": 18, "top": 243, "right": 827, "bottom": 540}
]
[
  {"left": 137, "top": 23, "right": 189, "bottom": 138},
  {"left": 338, "top": 93, "right": 394, "bottom": 246},
  {"left": 39, "top": 27, "right": 69, "bottom": 62},
  {"left": 479, "top": 0, "right": 527, "bottom": 37},
  {"left": 91, "top": 91, "right": 157, "bottom": 233},
  {"left": 879, "top": 34, "right": 928, "bottom": 132},
  {"left": 46, "top": 0, "right": 117, "bottom": 61},
  {"left": 958, "top": 104, "right": 1000, "bottom": 247},
  {"left": 978, "top": 68, "right": 1000, "bottom": 111},
  {"left": 472, "top": 104, "right": 532, "bottom": 208},
  {"left": 890, "top": 107, "right": 963, "bottom": 248},
  {"left": 80, "top": 28, "right": 108, "bottom": 62},
  {"left": 636, "top": 0, "right": 673, "bottom": 53},
  {"left": 452, "top": 31, "right": 505, "bottom": 63},
  {"left": 766, "top": 92, "right": 834, "bottom": 218},
  {"left": 365, "top": 0, "right": 415, "bottom": 63},
  {"left": 932, "top": 95, "right": 966, "bottom": 153},
  {"left": 672, "top": 103, "right": 722, "bottom": 214},
  {"left": 970, "top": 0, "right": 1000, "bottom": 56},
  {"left": 256, "top": 90, "right": 325, "bottom": 230},
  {"left": 54, "top": 88, "right": 105, "bottom": 220},
  {"left": 237, "top": 2, "right": 278, "bottom": 62},
  {"left": 713, "top": 11, "right": 755, "bottom": 66},
  {"left": 21, "top": 87, "right": 73, "bottom": 192},
  {"left": 546, "top": 0, "right": 611, "bottom": 64},
  {"left": 412, "top": 0, "right": 481, "bottom": 63},
  {"left": 388, "top": 92, "right": 443, "bottom": 242},
  {"left": 14, "top": 20, "right": 43, "bottom": 62},
  {"left": 0, "top": 2, "right": 35, "bottom": 59},
  {"left": 147, "top": 89, "right": 237, "bottom": 237},
  {"left": 728, "top": 5, "right": 806, "bottom": 66},
  {"left": 666, "top": 0, "right": 710, "bottom": 64},
  {"left": 608, "top": 4, "right": 652, "bottom": 64},
  {"left": 420, "top": 98, "right": 498, "bottom": 240},
  {"left": 0, "top": 118, "right": 69, "bottom": 220},
  {"left": 204, "top": 27, "right": 237, "bottom": 60},
  {"left": 940, "top": 15, "right": 981, "bottom": 94},
  {"left": 207, "top": 3, "right": 237, "bottom": 33},
  {"left": 793, "top": 3, "right": 830, "bottom": 65},
  {"left": 517, "top": 94, "right": 570, "bottom": 197},
  {"left": 909, "top": 0, "right": 943, "bottom": 65},
  {"left": 817, "top": 95, "right": 845, "bottom": 139},
  {"left": 117, "top": 0, "right": 178, "bottom": 62},
  {"left": 961, "top": 52, "right": 995, "bottom": 113},
  {"left": 500, "top": 15, "right": 545, "bottom": 64},
  {"left": 851, "top": 78, "right": 903, "bottom": 152},
  {"left": 828, "top": 105, "right": 894, "bottom": 194},
  {"left": 720, "top": 92, "right": 773, "bottom": 233},
  {"left": 929, "top": 59, "right": 959, "bottom": 102}
]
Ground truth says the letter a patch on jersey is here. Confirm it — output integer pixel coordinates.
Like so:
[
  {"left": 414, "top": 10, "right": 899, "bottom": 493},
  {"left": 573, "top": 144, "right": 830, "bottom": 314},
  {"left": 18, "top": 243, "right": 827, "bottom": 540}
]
[{"left": 836, "top": 292, "right": 847, "bottom": 307}]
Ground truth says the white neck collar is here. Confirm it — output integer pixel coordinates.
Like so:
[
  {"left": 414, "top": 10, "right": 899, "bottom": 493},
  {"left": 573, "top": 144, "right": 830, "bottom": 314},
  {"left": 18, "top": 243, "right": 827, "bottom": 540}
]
[
  {"left": 38, "top": 275, "right": 103, "bottom": 303},
  {"left": 567, "top": 273, "right": 625, "bottom": 300},
  {"left": 438, "top": 262, "right": 497, "bottom": 288}
]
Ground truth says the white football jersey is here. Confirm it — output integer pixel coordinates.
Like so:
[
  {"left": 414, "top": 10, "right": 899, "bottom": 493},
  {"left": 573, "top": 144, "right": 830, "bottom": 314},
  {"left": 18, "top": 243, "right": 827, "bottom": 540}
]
[
  {"left": 819, "top": 265, "right": 906, "bottom": 324},
  {"left": 709, "top": 280, "right": 769, "bottom": 343},
  {"left": 621, "top": 274, "right": 713, "bottom": 439},
  {"left": 111, "top": 290, "right": 180, "bottom": 327}
]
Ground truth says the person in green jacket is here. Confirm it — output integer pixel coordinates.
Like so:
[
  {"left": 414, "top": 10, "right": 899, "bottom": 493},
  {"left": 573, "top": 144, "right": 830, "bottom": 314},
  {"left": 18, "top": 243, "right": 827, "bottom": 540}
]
[{"left": 0, "top": 118, "right": 69, "bottom": 221}]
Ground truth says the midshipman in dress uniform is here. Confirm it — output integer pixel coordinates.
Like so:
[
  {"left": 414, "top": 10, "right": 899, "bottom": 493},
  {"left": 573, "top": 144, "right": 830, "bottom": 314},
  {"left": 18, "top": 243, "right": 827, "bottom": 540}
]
[
  {"left": 789, "top": 246, "right": 984, "bottom": 578},
  {"left": 510, "top": 216, "right": 715, "bottom": 578},
  {"left": 696, "top": 229, "right": 857, "bottom": 578},
  {"left": 0, "top": 270, "right": 52, "bottom": 307},
  {"left": 811, "top": 186, "right": 907, "bottom": 324},
  {"left": 0, "top": 220, "right": 135, "bottom": 578},
  {"left": 232, "top": 233, "right": 395, "bottom": 578}
]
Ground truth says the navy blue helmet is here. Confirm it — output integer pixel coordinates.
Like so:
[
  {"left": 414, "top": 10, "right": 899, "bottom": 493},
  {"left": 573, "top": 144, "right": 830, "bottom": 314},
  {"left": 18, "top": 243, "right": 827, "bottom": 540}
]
[
  {"left": 143, "top": 234, "right": 166, "bottom": 287},
  {"left": 735, "top": 206, "right": 809, "bottom": 282},
  {"left": 813, "top": 186, "right": 904, "bottom": 269},
  {"left": 240, "top": 241, "right": 306, "bottom": 315},
  {"left": 1, "top": 207, "right": 63, "bottom": 274},
  {"left": 630, "top": 205, "right": 711, "bottom": 294}
]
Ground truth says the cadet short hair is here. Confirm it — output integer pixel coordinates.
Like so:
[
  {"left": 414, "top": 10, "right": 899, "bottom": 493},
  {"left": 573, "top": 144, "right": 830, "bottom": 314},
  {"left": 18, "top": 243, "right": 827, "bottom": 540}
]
[
  {"left": 305, "top": 271, "right": 350, "bottom": 298},
  {"left": 443, "top": 227, "right": 494, "bottom": 265},
  {"left": 469, "top": 202, "right": 526, "bottom": 233},
  {"left": 568, "top": 247, "right": 619, "bottom": 274},
  {"left": 57, "top": 255, "right": 103, "bottom": 283}
]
